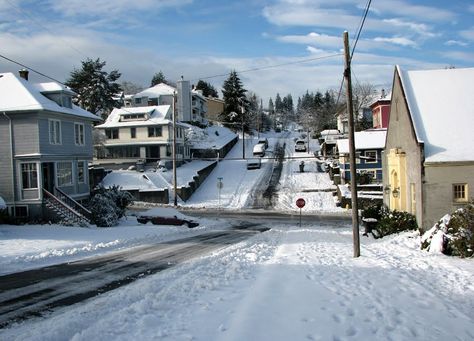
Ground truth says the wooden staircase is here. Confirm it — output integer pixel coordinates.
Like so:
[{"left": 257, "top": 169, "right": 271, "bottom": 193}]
[{"left": 43, "top": 188, "right": 92, "bottom": 227}]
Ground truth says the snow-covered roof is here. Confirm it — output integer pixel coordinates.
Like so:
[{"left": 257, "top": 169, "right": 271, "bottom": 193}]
[
  {"left": 134, "top": 83, "right": 176, "bottom": 98},
  {"left": 0, "top": 72, "right": 100, "bottom": 121},
  {"left": 184, "top": 124, "right": 238, "bottom": 149},
  {"left": 96, "top": 105, "right": 173, "bottom": 128},
  {"left": 337, "top": 129, "right": 387, "bottom": 154},
  {"left": 320, "top": 129, "right": 340, "bottom": 136},
  {"left": 101, "top": 171, "right": 169, "bottom": 191},
  {"left": 369, "top": 90, "right": 391, "bottom": 107},
  {"left": 398, "top": 66, "right": 474, "bottom": 163},
  {"left": 33, "top": 82, "right": 76, "bottom": 95}
]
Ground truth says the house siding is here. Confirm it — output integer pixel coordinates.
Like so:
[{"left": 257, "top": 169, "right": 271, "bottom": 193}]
[
  {"left": 12, "top": 113, "right": 40, "bottom": 156},
  {"left": 38, "top": 112, "right": 94, "bottom": 158},
  {"left": 0, "top": 116, "right": 14, "bottom": 202},
  {"left": 383, "top": 69, "right": 424, "bottom": 227},
  {"left": 423, "top": 163, "right": 474, "bottom": 229}
]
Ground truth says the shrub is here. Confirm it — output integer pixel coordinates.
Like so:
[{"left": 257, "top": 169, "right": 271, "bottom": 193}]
[
  {"left": 89, "top": 186, "right": 133, "bottom": 227},
  {"left": 422, "top": 202, "right": 474, "bottom": 257},
  {"left": 361, "top": 204, "right": 418, "bottom": 239}
]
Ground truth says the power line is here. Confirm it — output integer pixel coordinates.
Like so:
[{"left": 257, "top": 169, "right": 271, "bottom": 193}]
[
  {"left": 193, "top": 53, "right": 343, "bottom": 82},
  {"left": 350, "top": 0, "right": 372, "bottom": 61},
  {"left": 0, "top": 53, "right": 66, "bottom": 85}
]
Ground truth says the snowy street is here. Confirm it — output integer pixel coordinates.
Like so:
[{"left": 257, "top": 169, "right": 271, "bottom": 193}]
[{"left": 1, "top": 220, "right": 473, "bottom": 340}]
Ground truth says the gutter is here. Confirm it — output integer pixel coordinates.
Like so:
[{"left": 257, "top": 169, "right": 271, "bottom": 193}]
[{"left": 3, "top": 112, "right": 16, "bottom": 213}]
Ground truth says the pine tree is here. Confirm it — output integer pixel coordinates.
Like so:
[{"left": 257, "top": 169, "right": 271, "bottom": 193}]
[
  {"left": 151, "top": 71, "right": 167, "bottom": 86},
  {"left": 195, "top": 80, "right": 219, "bottom": 98},
  {"left": 221, "top": 70, "right": 247, "bottom": 125},
  {"left": 66, "top": 58, "right": 122, "bottom": 119}
]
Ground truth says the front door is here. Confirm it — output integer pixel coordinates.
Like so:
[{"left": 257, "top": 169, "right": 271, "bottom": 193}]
[{"left": 42, "top": 162, "right": 55, "bottom": 193}]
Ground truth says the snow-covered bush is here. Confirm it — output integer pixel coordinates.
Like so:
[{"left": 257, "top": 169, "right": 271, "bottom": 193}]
[
  {"left": 421, "top": 202, "right": 474, "bottom": 257},
  {"left": 361, "top": 204, "right": 418, "bottom": 238},
  {"left": 89, "top": 186, "right": 133, "bottom": 227}
]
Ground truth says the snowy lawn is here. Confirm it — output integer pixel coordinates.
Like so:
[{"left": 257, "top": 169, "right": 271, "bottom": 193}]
[
  {"left": 0, "top": 209, "right": 224, "bottom": 276},
  {"left": 1, "top": 222, "right": 473, "bottom": 340}
]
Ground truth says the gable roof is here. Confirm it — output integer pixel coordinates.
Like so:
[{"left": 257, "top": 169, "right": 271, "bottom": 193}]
[
  {"left": 96, "top": 105, "right": 177, "bottom": 128},
  {"left": 337, "top": 129, "right": 387, "bottom": 154},
  {"left": 0, "top": 72, "right": 100, "bottom": 121},
  {"left": 397, "top": 66, "right": 474, "bottom": 163},
  {"left": 134, "top": 83, "right": 176, "bottom": 98}
]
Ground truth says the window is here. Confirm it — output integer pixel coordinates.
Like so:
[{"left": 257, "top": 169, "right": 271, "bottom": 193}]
[
  {"left": 130, "top": 127, "right": 136, "bottom": 139},
  {"left": 105, "top": 128, "right": 119, "bottom": 139},
  {"left": 120, "top": 113, "right": 146, "bottom": 121},
  {"left": 21, "top": 163, "right": 38, "bottom": 189},
  {"left": 77, "top": 161, "right": 86, "bottom": 183},
  {"left": 148, "top": 126, "right": 162, "bottom": 137},
  {"left": 62, "top": 95, "right": 72, "bottom": 108},
  {"left": 134, "top": 98, "right": 141, "bottom": 105},
  {"left": 410, "top": 183, "right": 416, "bottom": 214},
  {"left": 74, "top": 123, "right": 85, "bottom": 146},
  {"left": 453, "top": 184, "right": 468, "bottom": 203},
  {"left": 356, "top": 151, "right": 361, "bottom": 164},
  {"left": 10, "top": 206, "right": 28, "bottom": 217},
  {"left": 57, "top": 162, "right": 73, "bottom": 186},
  {"left": 365, "top": 151, "right": 377, "bottom": 163},
  {"left": 49, "top": 119, "right": 61, "bottom": 144}
]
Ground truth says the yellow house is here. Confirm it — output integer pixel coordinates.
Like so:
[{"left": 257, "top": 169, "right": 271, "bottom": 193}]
[{"left": 384, "top": 66, "right": 474, "bottom": 231}]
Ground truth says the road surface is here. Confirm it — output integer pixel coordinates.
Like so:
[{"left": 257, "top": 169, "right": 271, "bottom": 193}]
[{"left": 0, "top": 222, "right": 269, "bottom": 329}]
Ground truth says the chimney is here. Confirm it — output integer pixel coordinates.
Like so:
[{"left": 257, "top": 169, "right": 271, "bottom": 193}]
[
  {"left": 381, "top": 88, "right": 385, "bottom": 98},
  {"left": 19, "top": 69, "right": 29, "bottom": 81}
]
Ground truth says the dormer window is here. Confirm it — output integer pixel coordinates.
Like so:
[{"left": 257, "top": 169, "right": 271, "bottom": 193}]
[
  {"left": 120, "top": 113, "right": 148, "bottom": 121},
  {"left": 62, "top": 95, "right": 72, "bottom": 108}
]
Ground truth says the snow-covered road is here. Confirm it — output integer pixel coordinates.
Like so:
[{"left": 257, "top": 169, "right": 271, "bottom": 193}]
[{"left": 2, "top": 221, "right": 473, "bottom": 340}]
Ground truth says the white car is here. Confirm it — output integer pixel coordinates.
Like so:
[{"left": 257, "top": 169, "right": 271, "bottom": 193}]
[
  {"left": 253, "top": 143, "right": 266, "bottom": 157},
  {"left": 294, "top": 140, "right": 307, "bottom": 152}
]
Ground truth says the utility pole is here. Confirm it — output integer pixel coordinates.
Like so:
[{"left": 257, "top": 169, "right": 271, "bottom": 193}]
[
  {"left": 241, "top": 103, "right": 245, "bottom": 159},
  {"left": 172, "top": 91, "right": 178, "bottom": 207},
  {"left": 343, "top": 31, "right": 360, "bottom": 258}
]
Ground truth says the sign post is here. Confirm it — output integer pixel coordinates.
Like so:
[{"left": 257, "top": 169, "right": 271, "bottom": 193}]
[
  {"left": 217, "top": 177, "right": 223, "bottom": 210},
  {"left": 296, "top": 198, "right": 306, "bottom": 227}
]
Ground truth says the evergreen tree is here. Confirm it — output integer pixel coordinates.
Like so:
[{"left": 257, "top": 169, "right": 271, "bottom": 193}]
[
  {"left": 275, "top": 93, "right": 283, "bottom": 113},
  {"left": 221, "top": 70, "right": 247, "bottom": 125},
  {"left": 66, "top": 58, "right": 122, "bottom": 119},
  {"left": 150, "top": 71, "right": 167, "bottom": 86},
  {"left": 195, "top": 80, "right": 219, "bottom": 98},
  {"left": 121, "top": 81, "right": 144, "bottom": 95}
]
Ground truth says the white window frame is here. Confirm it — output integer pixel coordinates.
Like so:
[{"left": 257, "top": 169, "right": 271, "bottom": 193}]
[
  {"left": 453, "top": 183, "right": 468, "bottom": 203},
  {"left": 74, "top": 123, "right": 85, "bottom": 146},
  {"left": 365, "top": 150, "right": 378, "bottom": 164},
  {"left": 49, "top": 119, "right": 62, "bottom": 145},
  {"left": 57, "top": 162, "right": 73, "bottom": 187},
  {"left": 20, "top": 162, "right": 39, "bottom": 189},
  {"left": 77, "top": 161, "right": 86, "bottom": 184}
]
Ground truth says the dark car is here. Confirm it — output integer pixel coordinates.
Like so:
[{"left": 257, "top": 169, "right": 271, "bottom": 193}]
[{"left": 137, "top": 215, "right": 199, "bottom": 228}]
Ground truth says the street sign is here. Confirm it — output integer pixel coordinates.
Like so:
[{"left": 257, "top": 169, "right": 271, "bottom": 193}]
[{"left": 296, "top": 198, "right": 306, "bottom": 208}]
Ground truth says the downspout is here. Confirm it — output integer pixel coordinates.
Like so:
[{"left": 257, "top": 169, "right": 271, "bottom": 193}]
[{"left": 3, "top": 112, "right": 16, "bottom": 213}]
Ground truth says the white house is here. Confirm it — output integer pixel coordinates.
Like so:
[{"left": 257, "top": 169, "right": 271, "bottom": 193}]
[
  {"left": 130, "top": 81, "right": 207, "bottom": 124},
  {"left": 94, "top": 105, "right": 190, "bottom": 164}
]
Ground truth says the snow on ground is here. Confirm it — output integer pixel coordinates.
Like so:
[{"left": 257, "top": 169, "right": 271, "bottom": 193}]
[
  {"left": 2, "top": 222, "right": 473, "bottom": 340},
  {"left": 182, "top": 133, "right": 276, "bottom": 209},
  {"left": 0, "top": 209, "right": 224, "bottom": 276}
]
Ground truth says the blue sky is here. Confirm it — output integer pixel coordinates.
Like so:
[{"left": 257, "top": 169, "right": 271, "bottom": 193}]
[{"left": 1, "top": 0, "right": 473, "bottom": 103}]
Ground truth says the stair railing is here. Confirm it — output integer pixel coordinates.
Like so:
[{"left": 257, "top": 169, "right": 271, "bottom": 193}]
[
  {"left": 53, "top": 187, "right": 92, "bottom": 221},
  {"left": 42, "top": 188, "right": 90, "bottom": 224}
]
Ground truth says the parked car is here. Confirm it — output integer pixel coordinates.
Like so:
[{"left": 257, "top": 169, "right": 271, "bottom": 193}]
[
  {"left": 247, "top": 158, "right": 262, "bottom": 170},
  {"left": 137, "top": 215, "right": 199, "bottom": 228},
  {"left": 253, "top": 143, "right": 266, "bottom": 157},
  {"left": 295, "top": 140, "right": 307, "bottom": 152},
  {"left": 257, "top": 138, "right": 269, "bottom": 149}
]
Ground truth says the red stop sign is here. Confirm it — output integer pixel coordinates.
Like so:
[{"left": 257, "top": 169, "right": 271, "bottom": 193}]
[{"left": 296, "top": 198, "right": 306, "bottom": 208}]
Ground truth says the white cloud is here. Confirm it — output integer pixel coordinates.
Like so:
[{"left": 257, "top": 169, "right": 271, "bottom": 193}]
[
  {"left": 460, "top": 27, "right": 474, "bottom": 41},
  {"left": 371, "top": 0, "right": 455, "bottom": 22},
  {"left": 373, "top": 36, "right": 417, "bottom": 48},
  {"left": 444, "top": 40, "right": 468, "bottom": 47},
  {"left": 441, "top": 51, "right": 474, "bottom": 63},
  {"left": 47, "top": 0, "right": 192, "bottom": 17},
  {"left": 382, "top": 18, "right": 437, "bottom": 38},
  {"left": 276, "top": 32, "right": 341, "bottom": 48}
]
